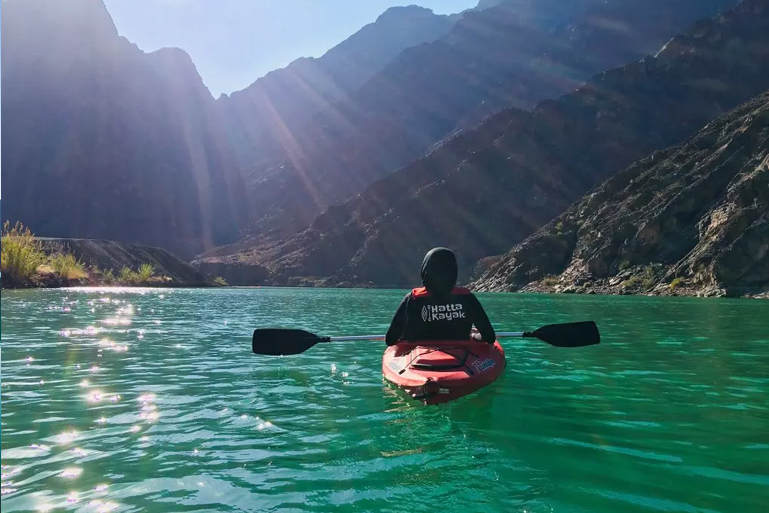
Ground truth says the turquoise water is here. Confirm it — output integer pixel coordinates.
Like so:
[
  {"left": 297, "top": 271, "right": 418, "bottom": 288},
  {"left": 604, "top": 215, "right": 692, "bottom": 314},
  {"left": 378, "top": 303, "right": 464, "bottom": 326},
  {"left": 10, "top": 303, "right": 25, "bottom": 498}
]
[{"left": 1, "top": 288, "right": 768, "bottom": 512}]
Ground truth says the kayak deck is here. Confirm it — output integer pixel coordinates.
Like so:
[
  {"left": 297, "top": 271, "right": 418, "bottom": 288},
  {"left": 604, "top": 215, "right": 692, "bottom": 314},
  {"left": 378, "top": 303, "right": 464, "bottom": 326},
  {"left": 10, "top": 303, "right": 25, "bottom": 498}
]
[{"left": 382, "top": 340, "right": 506, "bottom": 404}]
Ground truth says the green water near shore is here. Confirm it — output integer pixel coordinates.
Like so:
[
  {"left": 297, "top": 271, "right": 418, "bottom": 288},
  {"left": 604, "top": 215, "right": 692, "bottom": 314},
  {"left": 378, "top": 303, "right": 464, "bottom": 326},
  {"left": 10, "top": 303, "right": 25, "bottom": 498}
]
[{"left": 2, "top": 288, "right": 767, "bottom": 512}]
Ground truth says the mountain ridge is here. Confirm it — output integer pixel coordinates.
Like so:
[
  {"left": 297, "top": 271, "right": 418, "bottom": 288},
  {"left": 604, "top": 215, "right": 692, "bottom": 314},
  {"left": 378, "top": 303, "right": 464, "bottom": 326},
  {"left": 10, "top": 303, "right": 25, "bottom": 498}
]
[
  {"left": 218, "top": 4, "right": 461, "bottom": 172},
  {"left": 1, "top": 0, "right": 473, "bottom": 258},
  {"left": 473, "top": 89, "right": 769, "bottom": 298},
  {"left": 199, "top": 0, "right": 769, "bottom": 288},
  {"left": 3, "top": 0, "right": 759, "bottom": 276},
  {"left": 230, "top": 0, "right": 741, "bottom": 241}
]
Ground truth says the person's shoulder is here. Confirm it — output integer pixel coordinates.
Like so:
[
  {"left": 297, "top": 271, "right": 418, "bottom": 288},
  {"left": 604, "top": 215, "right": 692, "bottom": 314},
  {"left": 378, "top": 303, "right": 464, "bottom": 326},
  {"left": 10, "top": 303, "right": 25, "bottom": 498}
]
[
  {"left": 456, "top": 288, "right": 482, "bottom": 305},
  {"left": 452, "top": 286, "right": 473, "bottom": 296},
  {"left": 409, "top": 287, "right": 430, "bottom": 299}
]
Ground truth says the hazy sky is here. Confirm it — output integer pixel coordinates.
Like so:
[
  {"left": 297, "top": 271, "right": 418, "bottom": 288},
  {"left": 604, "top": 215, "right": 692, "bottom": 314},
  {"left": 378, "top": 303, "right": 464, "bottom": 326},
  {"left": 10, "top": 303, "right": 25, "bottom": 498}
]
[{"left": 104, "top": 0, "right": 479, "bottom": 97}]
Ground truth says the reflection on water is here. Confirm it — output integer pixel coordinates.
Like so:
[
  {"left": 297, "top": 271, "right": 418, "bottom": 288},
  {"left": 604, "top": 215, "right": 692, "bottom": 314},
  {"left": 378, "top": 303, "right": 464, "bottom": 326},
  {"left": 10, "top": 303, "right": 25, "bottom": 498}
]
[{"left": 1, "top": 288, "right": 768, "bottom": 512}]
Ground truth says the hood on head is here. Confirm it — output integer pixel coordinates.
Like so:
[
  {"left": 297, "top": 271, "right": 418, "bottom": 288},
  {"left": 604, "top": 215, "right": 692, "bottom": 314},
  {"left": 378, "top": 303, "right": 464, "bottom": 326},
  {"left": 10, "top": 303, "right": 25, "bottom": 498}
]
[{"left": 421, "top": 247, "right": 457, "bottom": 297}]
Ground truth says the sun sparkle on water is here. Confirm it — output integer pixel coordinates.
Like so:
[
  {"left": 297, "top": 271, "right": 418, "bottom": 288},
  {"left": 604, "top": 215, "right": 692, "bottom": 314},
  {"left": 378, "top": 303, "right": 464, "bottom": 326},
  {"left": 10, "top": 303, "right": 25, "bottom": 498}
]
[{"left": 2, "top": 288, "right": 767, "bottom": 512}]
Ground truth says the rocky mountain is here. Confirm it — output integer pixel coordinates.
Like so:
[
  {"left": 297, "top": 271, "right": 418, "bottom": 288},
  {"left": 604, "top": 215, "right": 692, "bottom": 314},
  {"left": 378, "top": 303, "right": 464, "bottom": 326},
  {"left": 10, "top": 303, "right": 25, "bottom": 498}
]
[
  {"left": 235, "top": 0, "right": 740, "bottom": 239},
  {"left": 473, "top": 90, "right": 769, "bottom": 298},
  {"left": 219, "top": 5, "right": 461, "bottom": 172},
  {"left": 0, "top": 0, "right": 527, "bottom": 261},
  {"left": 1, "top": 0, "right": 247, "bottom": 258},
  {"left": 203, "top": 0, "right": 769, "bottom": 288}
]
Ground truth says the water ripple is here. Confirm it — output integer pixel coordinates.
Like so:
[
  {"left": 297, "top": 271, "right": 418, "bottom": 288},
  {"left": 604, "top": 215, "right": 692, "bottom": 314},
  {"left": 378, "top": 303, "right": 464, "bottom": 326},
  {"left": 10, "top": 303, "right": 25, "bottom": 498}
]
[{"left": 2, "top": 289, "right": 768, "bottom": 512}]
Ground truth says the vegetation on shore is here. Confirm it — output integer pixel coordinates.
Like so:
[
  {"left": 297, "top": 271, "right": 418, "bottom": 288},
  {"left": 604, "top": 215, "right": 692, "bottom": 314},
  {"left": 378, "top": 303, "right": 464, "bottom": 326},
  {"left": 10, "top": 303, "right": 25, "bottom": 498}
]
[
  {"left": 1, "top": 221, "right": 48, "bottom": 283},
  {"left": 212, "top": 276, "right": 229, "bottom": 286},
  {"left": 1, "top": 221, "right": 227, "bottom": 289}
]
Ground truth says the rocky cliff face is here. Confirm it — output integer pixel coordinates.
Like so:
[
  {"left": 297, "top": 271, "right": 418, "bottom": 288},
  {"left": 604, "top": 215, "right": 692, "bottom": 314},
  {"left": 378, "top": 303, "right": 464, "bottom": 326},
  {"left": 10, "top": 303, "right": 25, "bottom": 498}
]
[
  {"left": 1, "top": 0, "right": 247, "bottom": 258},
  {"left": 219, "top": 5, "right": 460, "bottom": 172},
  {"left": 238, "top": 0, "right": 740, "bottom": 239},
  {"left": 213, "top": 0, "right": 769, "bottom": 288},
  {"left": 473, "top": 90, "right": 769, "bottom": 298}
]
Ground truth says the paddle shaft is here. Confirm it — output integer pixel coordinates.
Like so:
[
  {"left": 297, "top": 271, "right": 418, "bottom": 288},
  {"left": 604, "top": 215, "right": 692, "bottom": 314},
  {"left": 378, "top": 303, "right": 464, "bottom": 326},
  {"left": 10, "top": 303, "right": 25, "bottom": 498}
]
[
  {"left": 252, "top": 321, "right": 598, "bottom": 355},
  {"left": 325, "top": 332, "right": 526, "bottom": 342}
]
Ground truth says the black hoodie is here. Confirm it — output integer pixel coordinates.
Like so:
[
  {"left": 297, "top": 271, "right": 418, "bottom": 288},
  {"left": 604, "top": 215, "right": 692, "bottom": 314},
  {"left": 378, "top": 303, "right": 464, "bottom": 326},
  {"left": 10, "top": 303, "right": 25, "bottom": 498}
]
[
  {"left": 385, "top": 247, "right": 496, "bottom": 345},
  {"left": 420, "top": 247, "right": 458, "bottom": 298}
]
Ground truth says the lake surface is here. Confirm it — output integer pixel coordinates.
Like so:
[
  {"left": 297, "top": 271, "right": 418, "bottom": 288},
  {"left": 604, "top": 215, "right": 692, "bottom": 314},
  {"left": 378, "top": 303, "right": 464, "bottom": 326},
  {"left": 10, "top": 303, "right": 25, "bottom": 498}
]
[{"left": 1, "top": 288, "right": 768, "bottom": 512}]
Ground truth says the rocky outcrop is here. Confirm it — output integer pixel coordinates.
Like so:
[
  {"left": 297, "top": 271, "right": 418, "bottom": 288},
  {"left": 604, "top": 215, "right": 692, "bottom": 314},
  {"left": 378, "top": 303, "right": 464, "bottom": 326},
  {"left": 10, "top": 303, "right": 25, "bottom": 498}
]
[
  {"left": 238, "top": 0, "right": 740, "bottom": 238},
  {"left": 473, "top": 90, "right": 769, "bottom": 298},
  {"left": 219, "top": 5, "right": 460, "bottom": 172},
  {"left": 1, "top": 0, "right": 247, "bottom": 259},
  {"left": 207, "top": 0, "right": 769, "bottom": 288},
  {"left": 2, "top": 238, "right": 216, "bottom": 289}
]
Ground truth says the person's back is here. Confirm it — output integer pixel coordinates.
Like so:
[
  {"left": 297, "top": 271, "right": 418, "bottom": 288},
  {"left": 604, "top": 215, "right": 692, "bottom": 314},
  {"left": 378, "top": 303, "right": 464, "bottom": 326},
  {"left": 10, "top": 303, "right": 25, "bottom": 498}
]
[{"left": 385, "top": 247, "right": 496, "bottom": 346}]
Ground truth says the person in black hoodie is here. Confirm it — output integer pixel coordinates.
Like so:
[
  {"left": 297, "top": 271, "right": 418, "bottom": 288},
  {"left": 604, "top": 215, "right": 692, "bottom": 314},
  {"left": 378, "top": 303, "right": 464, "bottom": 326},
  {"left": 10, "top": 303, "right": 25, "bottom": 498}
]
[{"left": 385, "top": 247, "right": 496, "bottom": 346}]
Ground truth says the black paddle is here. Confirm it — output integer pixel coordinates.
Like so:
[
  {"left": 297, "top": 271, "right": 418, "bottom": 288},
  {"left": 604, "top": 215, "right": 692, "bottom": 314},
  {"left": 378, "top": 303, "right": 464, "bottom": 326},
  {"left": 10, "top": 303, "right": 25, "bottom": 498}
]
[
  {"left": 523, "top": 321, "right": 601, "bottom": 348},
  {"left": 252, "top": 321, "right": 600, "bottom": 356}
]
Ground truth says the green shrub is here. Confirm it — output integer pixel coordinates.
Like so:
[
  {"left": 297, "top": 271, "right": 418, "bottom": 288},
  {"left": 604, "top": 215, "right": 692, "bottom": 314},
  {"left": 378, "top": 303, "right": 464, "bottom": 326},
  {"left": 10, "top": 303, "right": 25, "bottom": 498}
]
[
  {"left": 213, "top": 276, "right": 228, "bottom": 286},
  {"left": 623, "top": 270, "right": 656, "bottom": 290},
  {"left": 116, "top": 264, "right": 157, "bottom": 285},
  {"left": 92, "top": 266, "right": 116, "bottom": 285},
  {"left": 138, "top": 263, "right": 155, "bottom": 282},
  {"left": 101, "top": 268, "right": 116, "bottom": 285},
  {"left": 119, "top": 267, "right": 138, "bottom": 284},
  {"left": 1, "top": 221, "right": 47, "bottom": 281},
  {"left": 618, "top": 260, "right": 631, "bottom": 272},
  {"left": 49, "top": 253, "right": 87, "bottom": 280},
  {"left": 641, "top": 266, "right": 656, "bottom": 289},
  {"left": 542, "top": 276, "right": 559, "bottom": 286},
  {"left": 622, "top": 276, "right": 642, "bottom": 288},
  {"left": 669, "top": 277, "right": 684, "bottom": 290}
]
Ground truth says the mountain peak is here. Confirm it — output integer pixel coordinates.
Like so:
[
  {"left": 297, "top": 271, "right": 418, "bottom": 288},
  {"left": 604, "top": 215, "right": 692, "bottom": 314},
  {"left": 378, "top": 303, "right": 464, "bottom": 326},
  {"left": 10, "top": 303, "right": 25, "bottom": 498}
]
[
  {"left": 376, "top": 5, "right": 437, "bottom": 23},
  {"left": 148, "top": 47, "right": 196, "bottom": 67},
  {"left": 474, "top": 0, "right": 505, "bottom": 10},
  {"left": 147, "top": 47, "right": 209, "bottom": 93},
  {"left": 2, "top": 0, "right": 119, "bottom": 41}
]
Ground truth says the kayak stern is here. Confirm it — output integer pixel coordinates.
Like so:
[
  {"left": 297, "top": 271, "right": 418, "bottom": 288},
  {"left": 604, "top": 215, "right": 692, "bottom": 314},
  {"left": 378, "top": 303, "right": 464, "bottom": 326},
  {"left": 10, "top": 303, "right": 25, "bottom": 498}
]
[{"left": 382, "top": 340, "right": 506, "bottom": 405}]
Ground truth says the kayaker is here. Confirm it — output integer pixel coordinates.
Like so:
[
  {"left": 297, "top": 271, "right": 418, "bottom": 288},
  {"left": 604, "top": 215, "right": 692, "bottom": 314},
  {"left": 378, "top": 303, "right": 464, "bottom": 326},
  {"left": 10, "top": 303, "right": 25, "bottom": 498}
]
[{"left": 385, "top": 247, "right": 496, "bottom": 346}]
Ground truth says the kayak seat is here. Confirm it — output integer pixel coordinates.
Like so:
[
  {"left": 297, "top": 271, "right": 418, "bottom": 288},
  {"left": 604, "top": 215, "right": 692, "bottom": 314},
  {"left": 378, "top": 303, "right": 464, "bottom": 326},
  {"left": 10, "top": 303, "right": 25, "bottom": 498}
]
[{"left": 411, "top": 348, "right": 468, "bottom": 371}]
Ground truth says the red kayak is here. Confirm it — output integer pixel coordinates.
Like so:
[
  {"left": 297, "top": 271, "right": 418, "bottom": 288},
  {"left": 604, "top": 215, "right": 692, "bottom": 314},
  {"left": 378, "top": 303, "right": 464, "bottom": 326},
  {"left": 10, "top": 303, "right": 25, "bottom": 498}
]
[{"left": 382, "top": 340, "right": 506, "bottom": 404}]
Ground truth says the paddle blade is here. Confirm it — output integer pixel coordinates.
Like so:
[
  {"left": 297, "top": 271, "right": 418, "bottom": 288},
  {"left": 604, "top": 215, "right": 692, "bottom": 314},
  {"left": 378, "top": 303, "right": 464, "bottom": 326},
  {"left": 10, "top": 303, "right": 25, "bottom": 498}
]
[
  {"left": 252, "top": 329, "right": 325, "bottom": 356},
  {"left": 531, "top": 321, "right": 600, "bottom": 348}
]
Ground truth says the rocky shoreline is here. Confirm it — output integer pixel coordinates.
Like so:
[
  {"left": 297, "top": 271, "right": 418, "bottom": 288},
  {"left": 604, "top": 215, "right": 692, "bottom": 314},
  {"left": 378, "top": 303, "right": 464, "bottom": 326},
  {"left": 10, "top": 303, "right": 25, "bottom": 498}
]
[
  {"left": 1, "top": 270, "right": 177, "bottom": 290},
  {"left": 181, "top": 267, "right": 767, "bottom": 299},
  {"left": 189, "top": 256, "right": 269, "bottom": 287},
  {"left": 494, "top": 273, "right": 769, "bottom": 300},
  {"left": 2, "top": 238, "right": 219, "bottom": 290}
]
